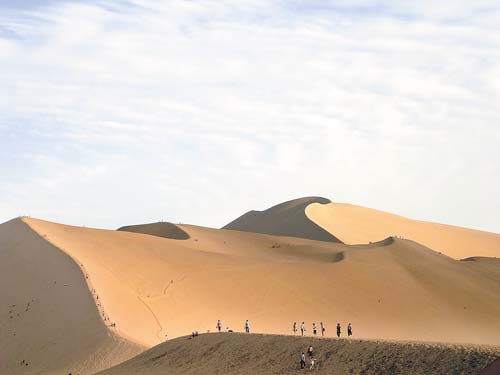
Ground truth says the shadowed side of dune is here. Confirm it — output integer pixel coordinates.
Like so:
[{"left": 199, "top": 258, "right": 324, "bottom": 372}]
[
  {"left": 223, "top": 197, "right": 342, "bottom": 243},
  {"left": 0, "top": 218, "right": 142, "bottom": 375},
  {"left": 98, "top": 333, "right": 500, "bottom": 375},
  {"left": 117, "top": 222, "right": 190, "bottom": 240},
  {"left": 478, "top": 358, "right": 500, "bottom": 375}
]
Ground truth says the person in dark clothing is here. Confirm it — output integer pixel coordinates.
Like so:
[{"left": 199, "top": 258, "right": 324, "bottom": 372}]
[
  {"left": 320, "top": 322, "right": 325, "bottom": 337},
  {"left": 336, "top": 323, "right": 341, "bottom": 338},
  {"left": 348, "top": 322, "right": 352, "bottom": 337}
]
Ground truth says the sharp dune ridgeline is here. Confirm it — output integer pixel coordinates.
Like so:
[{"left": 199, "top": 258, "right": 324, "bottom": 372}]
[
  {"left": 222, "top": 196, "right": 342, "bottom": 243},
  {"left": 305, "top": 200, "right": 500, "bottom": 259},
  {"left": 0, "top": 219, "right": 143, "bottom": 375},
  {"left": 1, "top": 196, "right": 500, "bottom": 374}
]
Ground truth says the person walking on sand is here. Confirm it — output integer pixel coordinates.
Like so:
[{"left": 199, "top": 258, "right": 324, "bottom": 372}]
[
  {"left": 348, "top": 322, "right": 352, "bottom": 337},
  {"left": 245, "top": 320, "right": 250, "bottom": 333},
  {"left": 307, "top": 345, "right": 314, "bottom": 357},
  {"left": 300, "top": 352, "right": 306, "bottom": 369},
  {"left": 312, "top": 323, "right": 317, "bottom": 336},
  {"left": 320, "top": 322, "right": 325, "bottom": 337},
  {"left": 309, "top": 357, "right": 316, "bottom": 370},
  {"left": 293, "top": 322, "right": 297, "bottom": 335},
  {"left": 301, "top": 322, "right": 306, "bottom": 336},
  {"left": 336, "top": 323, "right": 341, "bottom": 338},
  {"left": 216, "top": 320, "right": 222, "bottom": 332}
]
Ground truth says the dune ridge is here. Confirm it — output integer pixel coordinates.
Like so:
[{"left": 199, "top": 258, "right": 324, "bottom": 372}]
[
  {"left": 118, "top": 222, "right": 190, "bottom": 240},
  {"left": 306, "top": 202, "right": 500, "bottom": 259},
  {"left": 0, "top": 218, "right": 142, "bottom": 375},
  {"left": 223, "top": 197, "right": 341, "bottom": 242}
]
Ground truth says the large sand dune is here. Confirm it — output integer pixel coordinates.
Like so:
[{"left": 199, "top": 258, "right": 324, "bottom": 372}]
[
  {"left": 222, "top": 196, "right": 341, "bottom": 242},
  {"left": 19, "top": 217, "right": 500, "bottom": 348},
  {"left": 98, "top": 333, "right": 500, "bottom": 375},
  {"left": 0, "top": 219, "right": 142, "bottom": 375},
  {"left": 306, "top": 201, "right": 500, "bottom": 259}
]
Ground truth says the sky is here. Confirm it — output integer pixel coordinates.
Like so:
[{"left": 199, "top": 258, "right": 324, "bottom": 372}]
[{"left": 1, "top": 0, "right": 499, "bottom": 232}]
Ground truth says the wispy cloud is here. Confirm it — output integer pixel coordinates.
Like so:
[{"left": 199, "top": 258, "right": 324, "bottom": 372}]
[{"left": 1, "top": 0, "right": 499, "bottom": 232}]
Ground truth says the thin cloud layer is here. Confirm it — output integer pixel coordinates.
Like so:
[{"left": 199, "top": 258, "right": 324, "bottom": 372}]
[{"left": 1, "top": 0, "right": 499, "bottom": 231}]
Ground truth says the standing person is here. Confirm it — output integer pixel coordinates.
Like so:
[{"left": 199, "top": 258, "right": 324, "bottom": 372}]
[
  {"left": 293, "top": 322, "right": 297, "bottom": 335},
  {"left": 245, "top": 320, "right": 250, "bottom": 333},
  {"left": 312, "top": 323, "right": 317, "bottom": 336},
  {"left": 307, "top": 345, "right": 314, "bottom": 357},
  {"left": 320, "top": 322, "right": 325, "bottom": 337},
  {"left": 309, "top": 357, "right": 316, "bottom": 370},
  {"left": 348, "top": 322, "right": 352, "bottom": 337},
  {"left": 336, "top": 323, "right": 341, "bottom": 338},
  {"left": 216, "top": 320, "right": 222, "bottom": 332},
  {"left": 301, "top": 322, "right": 306, "bottom": 336},
  {"left": 300, "top": 352, "right": 306, "bottom": 369}
]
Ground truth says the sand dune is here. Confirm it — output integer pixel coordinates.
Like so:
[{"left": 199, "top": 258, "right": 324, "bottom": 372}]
[
  {"left": 118, "top": 222, "right": 190, "bottom": 240},
  {"left": 98, "top": 333, "right": 500, "bottom": 375},
  {"left": 0, "top": 219, "right": 142, "bottom": 375},
  {"left": 306, "top": 201, "right": 500, "bottom": 259},
  {"left": 20, "top": 217, "right": 500, "bottom": 347},
  {"left": 222, "top": 196, "right": 341, "bottom": 242}
]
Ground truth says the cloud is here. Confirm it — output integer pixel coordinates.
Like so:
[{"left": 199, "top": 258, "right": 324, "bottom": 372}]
[{"left": 0, "top": 0, "right": 499, "bottom": 232}]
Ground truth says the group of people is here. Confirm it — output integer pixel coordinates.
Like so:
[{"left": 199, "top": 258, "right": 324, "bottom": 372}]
[
  {"left": 300, "top": 345, "right": 316, "bottom": 370},
  {"left": 215, "top": 319, "right": 249, "bottom": 334},
  {"left": 293, "top": 322, "right": 353, "bottom": 338},
  {"left": 214, "top": 320, "right": 353, "bottom": 338}
]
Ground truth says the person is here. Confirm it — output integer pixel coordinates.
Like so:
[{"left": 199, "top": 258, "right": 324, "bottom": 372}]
[
  {"left": 312, "top": 323, "right": 317, "bottom": 336},
  {"left": 307, "top": 345, "right": 314, "bottom": 357},
  {"left": 309, "top": 357, "right": 316, "bottom": 370},
  {"left": 300, "top": 352, "right": 306, "bottom": 369},
  {"left": 320, "top": 322, "right": 325, "bottom": 337},
  {"left": 336, "top": 323, "right": 341, "bottom": 338},
  {"left": 216, "top": 320, "right": 222, "bottom": 332},
  {"left": 301, "top": 322, "right": 306, "bottom": 336},
  {"left": 348, "top": 322, "right": 352, "bottom": 337},
  {"left": 293, "top": 322, "right": 297, "bottom": 335},
  {"left": 245, "top": 320, "right": 250, "bottom": 333}
]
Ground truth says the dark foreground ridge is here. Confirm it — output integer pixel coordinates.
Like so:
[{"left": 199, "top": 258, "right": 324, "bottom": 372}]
[
  {"left": 98, "top": 333, "right": 500, "bottom": 375},
  {"left": 223, "top": 196, "right": 341, "bottom": 243}
]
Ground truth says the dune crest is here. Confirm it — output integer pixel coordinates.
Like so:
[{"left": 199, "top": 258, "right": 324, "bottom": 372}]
[
  {"left": 223, "top": 197, "right": 341, "bottom": 242},
  {"left": 118, "top": 222, "right": 190, "bottom": 240},
  {"left": 306, "top": 202, "right": 500, "bottom": 259},
  {"left": 0, "top": 219, "right": 142, "bottom": 375}
]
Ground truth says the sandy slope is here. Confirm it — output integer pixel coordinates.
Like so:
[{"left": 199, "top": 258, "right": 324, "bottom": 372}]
[
  {"left": 22, "top": 217, "right": 500, "bottom": 347},
  {"left": 223, "top": 197, "right": 341, "bottom": 242},
  {"left": 0, "top": 219, "right": 142, "bottom": 375},
  {"left": 306, "top": 202, "right": 500, "bottom": 259},
  {"left": 98, "top": 333, "right": 500, "bottom": 375}
]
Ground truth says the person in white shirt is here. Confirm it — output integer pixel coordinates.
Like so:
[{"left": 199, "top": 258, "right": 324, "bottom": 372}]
[
  {"left": 245, "top": 319, "right": 250, "bottom": 333},
  {"left": 301, "top": 322, "right": 306, "bottom": 336}
]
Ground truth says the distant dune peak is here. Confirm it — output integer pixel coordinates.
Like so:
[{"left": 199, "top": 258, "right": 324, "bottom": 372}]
[
  {"left": 117, "top": 222, "right": 190, "bottom": 240},
  {"left": 222, "top": 196, "right": 342, "bottom": 243}
]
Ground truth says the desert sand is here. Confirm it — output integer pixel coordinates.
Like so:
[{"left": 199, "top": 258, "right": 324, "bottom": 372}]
[
  {"left": 1, "top": 196, "right": 500, "bottom": 374},
  {"left": 305, "top": 201, "right": 500, "bottom": 259},
  {"left": 98, "top": 333, "right": 500, "bottom": 375},
  {"left": 0, "top": 219, "right": 143, "bottom": 375}
]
